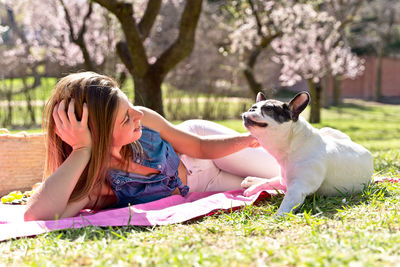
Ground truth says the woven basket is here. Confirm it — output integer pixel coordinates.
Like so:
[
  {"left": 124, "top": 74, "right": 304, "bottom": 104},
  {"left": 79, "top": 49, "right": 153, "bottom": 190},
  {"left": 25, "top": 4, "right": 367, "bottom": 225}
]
[{"left": 0, "top": 129, "right": 46, "bottom": 196}]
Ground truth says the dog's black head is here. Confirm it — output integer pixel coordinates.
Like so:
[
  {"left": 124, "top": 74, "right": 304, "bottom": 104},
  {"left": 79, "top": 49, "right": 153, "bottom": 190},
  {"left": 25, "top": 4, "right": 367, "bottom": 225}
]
[{"left": 243, "top": 91, "right": 310, "bottom": 129}]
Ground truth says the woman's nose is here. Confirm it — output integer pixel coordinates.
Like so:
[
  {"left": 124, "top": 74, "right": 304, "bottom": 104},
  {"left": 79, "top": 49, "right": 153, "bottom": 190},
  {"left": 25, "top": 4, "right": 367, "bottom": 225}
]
[{"left": 131, "top": 108, "right": 143, "bottom": 121}]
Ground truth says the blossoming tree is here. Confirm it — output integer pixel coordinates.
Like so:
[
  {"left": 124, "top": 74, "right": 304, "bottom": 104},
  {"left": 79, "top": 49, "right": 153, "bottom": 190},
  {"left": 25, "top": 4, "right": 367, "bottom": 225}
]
[
  {"left": 228, "top": 1, "right": 364, "bottom": 123},
  {"left": 227, "top": 0, "right": 282, "bottom": 97}
]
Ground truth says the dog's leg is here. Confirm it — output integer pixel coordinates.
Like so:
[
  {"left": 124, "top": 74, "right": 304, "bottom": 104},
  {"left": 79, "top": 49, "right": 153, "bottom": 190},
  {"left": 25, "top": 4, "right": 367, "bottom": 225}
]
[
  {"left": 242, "top": 176, "right": 285, "bottom": 197},
  {"left": 276, "top": 175, "right": 323, "bottom": 216},
  {"left": 275, "top": 163, "right": 326, "bottom": 216},
  {"left": 276, "top": 184, "right": 308, "bottom": 216}
]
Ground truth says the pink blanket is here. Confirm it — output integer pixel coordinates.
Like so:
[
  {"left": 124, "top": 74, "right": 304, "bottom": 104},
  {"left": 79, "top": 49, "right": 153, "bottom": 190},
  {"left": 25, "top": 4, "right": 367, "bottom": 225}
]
[
  {"left": 0, "top": 189, "right": 278, "bottom": 242},
  {"left": 2, "top": 177, "right": 396, "bottom": 242}
]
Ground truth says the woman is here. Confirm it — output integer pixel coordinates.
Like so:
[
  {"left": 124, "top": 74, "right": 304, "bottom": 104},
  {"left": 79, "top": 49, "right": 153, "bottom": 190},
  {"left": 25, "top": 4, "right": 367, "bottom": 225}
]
[{"left": 24, "top": 72, "right": 280, "bottom": 221}]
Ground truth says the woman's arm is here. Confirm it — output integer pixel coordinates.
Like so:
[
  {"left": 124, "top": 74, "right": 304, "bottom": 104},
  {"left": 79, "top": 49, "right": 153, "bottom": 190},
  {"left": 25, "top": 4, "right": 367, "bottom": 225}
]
[
  {"left": 138, "top": 107, "right": 258, "bottom": 159},
  {"left": 24, "top": 99, "right": 92, "bottom": 221},
  {"left": 24, "top": 148, "right": 91, "bottom": 220}
]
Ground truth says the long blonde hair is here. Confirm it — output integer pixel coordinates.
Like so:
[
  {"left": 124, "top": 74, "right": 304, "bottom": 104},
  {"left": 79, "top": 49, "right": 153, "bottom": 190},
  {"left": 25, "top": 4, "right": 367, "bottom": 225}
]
[{"left": 42, "top": 72, "right": 133, "bottom": 204}]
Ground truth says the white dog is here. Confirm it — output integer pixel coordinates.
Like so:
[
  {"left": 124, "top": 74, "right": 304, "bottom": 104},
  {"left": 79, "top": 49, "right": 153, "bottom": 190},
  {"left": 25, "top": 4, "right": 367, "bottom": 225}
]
[{"left": 241, "top": 91, "right": 374, "bottom": 215}]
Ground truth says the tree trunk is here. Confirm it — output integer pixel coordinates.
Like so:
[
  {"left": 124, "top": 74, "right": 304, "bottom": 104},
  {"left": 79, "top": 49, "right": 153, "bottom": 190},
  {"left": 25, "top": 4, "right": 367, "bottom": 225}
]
[
  {"left": 77, "top": 41, "right": 95, "bottom": 71},
  {"left": 133, "top": 73, "right": 163, "bottom": 115},
  {"left": 22, "top": 77, "right": 36, "bottom": 125},
  {"left": 93, "top": 0, "right": 203, "bottom": 116},
  {"left": 6, "top": 90, "right": 12, "bottom": 127},
  {"left": 376, "top": 46, "right": 383, "bottom": 101},
  {"left": 308, "top": 79, "right": 321, "bottom": 123},
  {"left": 332, "top": 75, "right": 342, "bottom": 106},
  {"left": 242, "top": 0, "right": 282, "bottom": 97},
  {"left": 117, "top": 71, "right": 127, "bottom": 89},
  {"left": 321, "top": 75, "right": 329, "bottom": 108},
  {"left": 242, "top": 40, "right": 281, "bottom": 97},
  {"left": 243, "top": 68, "right": 262, "bottom": 97}
]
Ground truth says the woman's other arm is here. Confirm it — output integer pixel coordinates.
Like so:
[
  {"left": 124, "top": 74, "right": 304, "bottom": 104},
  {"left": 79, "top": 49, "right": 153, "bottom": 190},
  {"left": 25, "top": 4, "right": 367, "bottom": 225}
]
[
  {"left": 138, "top": 107, "right": 259, "bottom": 159},
  {"left": 24, "top": 100, "right": 92, "bottom": 221}
]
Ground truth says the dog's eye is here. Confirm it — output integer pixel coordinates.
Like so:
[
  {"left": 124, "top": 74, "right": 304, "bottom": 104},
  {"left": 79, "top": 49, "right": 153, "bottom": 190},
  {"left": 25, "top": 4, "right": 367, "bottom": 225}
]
[{"left": 248, "top": 105, "right": 257, "bottom": 112}]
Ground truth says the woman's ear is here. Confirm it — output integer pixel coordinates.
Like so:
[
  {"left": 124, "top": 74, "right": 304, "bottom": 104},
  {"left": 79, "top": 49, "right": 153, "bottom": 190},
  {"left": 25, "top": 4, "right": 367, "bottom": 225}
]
[{"left": 288, "top": 92, "right": 310, "bottom": 122}]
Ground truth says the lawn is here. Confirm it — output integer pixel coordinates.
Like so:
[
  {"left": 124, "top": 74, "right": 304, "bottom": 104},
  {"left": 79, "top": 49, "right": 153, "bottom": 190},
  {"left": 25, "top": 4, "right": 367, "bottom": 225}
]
[{"left": 1, "top": 99, "right": 399, "bottom": 266}]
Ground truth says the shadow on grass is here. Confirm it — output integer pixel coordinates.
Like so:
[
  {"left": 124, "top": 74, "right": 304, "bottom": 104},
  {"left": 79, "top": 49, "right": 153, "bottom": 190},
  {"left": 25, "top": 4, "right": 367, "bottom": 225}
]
[
  {"left": 326, "top": 101, "right": 378, "bottom": 112},
  {"left": 47, "top": 224, "right": 155, "bottom": 242},
  {"left": 297, "top": 181, "right": 392, "bottom": 219}
]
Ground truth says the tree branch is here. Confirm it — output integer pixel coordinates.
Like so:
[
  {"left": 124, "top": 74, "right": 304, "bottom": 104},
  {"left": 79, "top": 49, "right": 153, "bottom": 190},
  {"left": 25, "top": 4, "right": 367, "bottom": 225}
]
[
  {"left": 78, "top": 2, "right": 94, "bottom": 42},
  {"left": 92, "top": 0, "right": 149, "bottom": 76},
  {"left": 6, "top": 6, "right": 27, "bottom": 43},
  {"left": 152, "top": 0, "right": 203, "bottom": 79},
  {"left": 247, "top": 31, "right": 281, "bottom": 67},
  {"left": 0, "top": 61, "right": 44, "bottom": 99},
  {"left": 59, "top": 0, "right": 76, "bottom": 41},
  {"left": 116, "top": 41, "right": 134, "bottom": 73},
  {"left": 138, "top": 0, "right": 162, "bottom": 40},
  {"left": 338, "top": 0, "right": 364, "bottom": 31},
  {"left": 247, "top": 0, "right": 263, "bottom": 36},
  {"left": 60, "top": 0, "right": 94, "bottom": 70}
]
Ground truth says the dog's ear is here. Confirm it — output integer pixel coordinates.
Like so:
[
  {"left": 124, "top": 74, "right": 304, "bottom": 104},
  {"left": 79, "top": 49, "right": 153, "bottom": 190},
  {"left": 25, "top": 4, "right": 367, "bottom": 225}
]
[
  {"left": 288, "top": 92, "right": 310, "bottom": 121},
  {"left": 256, "top": 92, "right": 267, "bottom": 102}
]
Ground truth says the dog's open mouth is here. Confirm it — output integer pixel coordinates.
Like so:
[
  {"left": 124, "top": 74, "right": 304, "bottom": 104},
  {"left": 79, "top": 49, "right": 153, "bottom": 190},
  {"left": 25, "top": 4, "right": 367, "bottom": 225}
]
[{"left": 243, "top": 116, "right": 268, "bottom": 128}]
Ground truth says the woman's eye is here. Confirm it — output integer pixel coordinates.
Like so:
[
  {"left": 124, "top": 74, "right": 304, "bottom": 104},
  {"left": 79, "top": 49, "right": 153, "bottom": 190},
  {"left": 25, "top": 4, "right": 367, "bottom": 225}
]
[{"left": 125, "top": 115, "right": 130, "bottom": 124}]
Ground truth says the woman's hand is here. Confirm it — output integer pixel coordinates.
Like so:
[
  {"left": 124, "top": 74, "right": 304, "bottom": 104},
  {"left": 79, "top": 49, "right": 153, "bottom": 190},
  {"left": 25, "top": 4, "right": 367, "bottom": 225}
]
[
  {"left": 53, "top": 99, "right": 92, "bottom": 151},
  {"left": 242, "top": 132, "right": 260, "bottom": 148}
]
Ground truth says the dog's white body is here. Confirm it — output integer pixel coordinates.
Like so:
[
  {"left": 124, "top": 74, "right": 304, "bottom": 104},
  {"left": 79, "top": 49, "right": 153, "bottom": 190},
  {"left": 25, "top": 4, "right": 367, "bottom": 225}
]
[{"left": 241, "top": 92, "right": 374, "bottom": 215}]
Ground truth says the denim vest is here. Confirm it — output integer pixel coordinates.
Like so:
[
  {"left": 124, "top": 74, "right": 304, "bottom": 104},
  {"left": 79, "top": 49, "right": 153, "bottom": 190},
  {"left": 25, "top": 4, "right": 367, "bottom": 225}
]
[{"left": 108, "top": 126, "right": 189, "bottom": 208}]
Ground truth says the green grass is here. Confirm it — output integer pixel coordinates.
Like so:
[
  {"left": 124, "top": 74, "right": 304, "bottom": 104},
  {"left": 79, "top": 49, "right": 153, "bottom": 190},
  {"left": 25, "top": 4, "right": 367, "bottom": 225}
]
[{"left": 1, "top": 99, "right": 400, "bottom": 266}]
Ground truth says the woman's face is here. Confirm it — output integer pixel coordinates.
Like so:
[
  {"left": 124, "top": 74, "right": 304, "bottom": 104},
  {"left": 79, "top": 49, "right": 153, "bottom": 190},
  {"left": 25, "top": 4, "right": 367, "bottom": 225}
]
[{"left": 112, "top": 91, "right": 143, "bottom": 148}]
